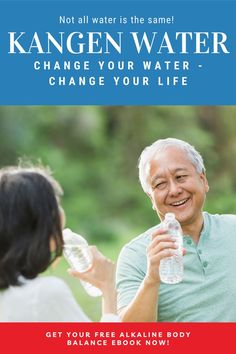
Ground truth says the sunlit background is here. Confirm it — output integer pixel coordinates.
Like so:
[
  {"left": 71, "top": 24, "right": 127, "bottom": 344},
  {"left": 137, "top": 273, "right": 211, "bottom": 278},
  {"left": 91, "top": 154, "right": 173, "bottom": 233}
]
[{"left": 1, "top": 106, "right": 236, "bottom": 320}]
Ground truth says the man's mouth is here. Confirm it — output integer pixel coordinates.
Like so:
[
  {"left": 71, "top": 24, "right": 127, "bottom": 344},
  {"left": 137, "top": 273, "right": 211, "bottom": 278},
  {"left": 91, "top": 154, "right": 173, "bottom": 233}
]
[{"left": 170, "top": 198, "right": 190, "bottom": 207}]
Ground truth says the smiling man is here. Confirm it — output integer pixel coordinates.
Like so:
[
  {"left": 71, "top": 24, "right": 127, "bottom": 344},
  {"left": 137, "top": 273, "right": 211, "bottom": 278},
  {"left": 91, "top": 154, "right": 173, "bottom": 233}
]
[{"left": 116, "top": 138, "right": 236, "bottom": 322}]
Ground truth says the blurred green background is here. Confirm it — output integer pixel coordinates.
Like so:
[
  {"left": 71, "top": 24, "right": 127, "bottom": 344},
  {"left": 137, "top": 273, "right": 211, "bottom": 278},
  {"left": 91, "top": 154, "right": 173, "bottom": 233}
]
[{"left": 1, "top": 105, "right": 236, "bottom": 320}]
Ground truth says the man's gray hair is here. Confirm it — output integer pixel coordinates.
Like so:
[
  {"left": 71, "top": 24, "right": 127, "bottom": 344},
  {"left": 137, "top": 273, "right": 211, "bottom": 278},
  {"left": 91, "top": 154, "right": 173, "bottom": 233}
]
[{"left": 138, "top": 138, "right": 206, "bottom": 194}]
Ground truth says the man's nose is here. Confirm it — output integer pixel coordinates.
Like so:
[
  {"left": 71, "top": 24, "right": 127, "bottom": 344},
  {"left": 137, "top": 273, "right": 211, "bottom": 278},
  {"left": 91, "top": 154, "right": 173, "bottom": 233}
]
[{"left": 168, "top": 181, "right": 182, "bottom": 196}]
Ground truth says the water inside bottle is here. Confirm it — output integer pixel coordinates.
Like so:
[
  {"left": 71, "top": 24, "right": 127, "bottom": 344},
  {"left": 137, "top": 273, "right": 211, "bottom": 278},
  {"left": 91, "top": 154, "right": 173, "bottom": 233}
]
[
  {"left": 159, "top": 213, "right": 183, "bottom": 284},
  {"left": 159, "top": 255, "right": 183, "bottom": 284},
  {"left": 80, "top": 279, "right": 102, "bottom": 297},
  {"left": 63, "top": 244, "right": 92, "bottom": 272}
]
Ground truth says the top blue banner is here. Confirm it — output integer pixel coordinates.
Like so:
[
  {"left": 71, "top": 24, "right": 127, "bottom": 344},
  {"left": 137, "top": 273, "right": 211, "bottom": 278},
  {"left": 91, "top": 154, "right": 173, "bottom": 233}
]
[{"left": 0, "top": 1, "right": 235, "bottom": 105}]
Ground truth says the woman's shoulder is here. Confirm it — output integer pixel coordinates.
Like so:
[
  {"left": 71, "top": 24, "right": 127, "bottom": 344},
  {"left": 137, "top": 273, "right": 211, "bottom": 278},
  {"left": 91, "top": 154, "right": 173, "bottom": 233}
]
[
  {"left": 35, "top": 276, "right": 72, "bottom": 295},
  {"left": 30, "top": 276, "right": 77, "bottom": 312},
  {"left": 12, "top": 275, "right": 73, "bottom": 301}
]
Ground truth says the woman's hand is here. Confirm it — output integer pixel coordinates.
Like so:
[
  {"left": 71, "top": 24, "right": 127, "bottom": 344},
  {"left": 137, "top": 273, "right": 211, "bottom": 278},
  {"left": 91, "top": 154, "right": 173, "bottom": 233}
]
[
  {"left": 68, "top": 246, "right": 117, "bottom": 315},
  {"left": 68, "top": 246, "right": 116, "bottom": 292}
]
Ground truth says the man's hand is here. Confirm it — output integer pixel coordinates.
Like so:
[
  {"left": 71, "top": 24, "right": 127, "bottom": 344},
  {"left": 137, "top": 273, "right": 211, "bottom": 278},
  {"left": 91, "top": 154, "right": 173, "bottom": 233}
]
[{"left": 145, "top": 227, "right": 183, "bottom": 285}]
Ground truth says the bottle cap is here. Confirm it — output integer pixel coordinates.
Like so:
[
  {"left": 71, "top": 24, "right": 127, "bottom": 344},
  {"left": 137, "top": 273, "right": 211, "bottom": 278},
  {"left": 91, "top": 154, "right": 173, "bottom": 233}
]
[{"left": 165, "top": 212, "right": 175, "bottom": 220}]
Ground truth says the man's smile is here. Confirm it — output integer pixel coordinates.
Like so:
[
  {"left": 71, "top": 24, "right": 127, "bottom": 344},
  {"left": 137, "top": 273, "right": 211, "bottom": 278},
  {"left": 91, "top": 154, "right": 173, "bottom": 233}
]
[{"left": 170, "top": 197, "right": 190, "bottom": 207}]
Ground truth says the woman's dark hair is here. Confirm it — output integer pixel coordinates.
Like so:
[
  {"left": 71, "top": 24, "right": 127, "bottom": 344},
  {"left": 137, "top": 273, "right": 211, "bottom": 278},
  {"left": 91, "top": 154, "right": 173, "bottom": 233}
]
[{"left": 0, "top": 166, "right": 64, "bottom": 289}]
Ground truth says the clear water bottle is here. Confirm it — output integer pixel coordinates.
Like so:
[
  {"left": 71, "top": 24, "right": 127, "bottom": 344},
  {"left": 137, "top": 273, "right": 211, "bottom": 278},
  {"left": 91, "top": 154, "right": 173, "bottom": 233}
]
[
  {"left": 63, "top": 228, "right": 102, "bottom": 297},
  {"left": 159, "top": 213, "right": 183, "bottom": 284}
]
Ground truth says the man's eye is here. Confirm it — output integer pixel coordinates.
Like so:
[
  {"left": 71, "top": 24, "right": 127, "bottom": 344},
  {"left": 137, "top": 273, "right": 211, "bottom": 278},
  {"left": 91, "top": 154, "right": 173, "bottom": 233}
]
[
  {"left": 155, "top": 182, "right": 166, "bottom": 189},
  {"left": 177, "top": 175, "right": 187, "bottom": 181}
]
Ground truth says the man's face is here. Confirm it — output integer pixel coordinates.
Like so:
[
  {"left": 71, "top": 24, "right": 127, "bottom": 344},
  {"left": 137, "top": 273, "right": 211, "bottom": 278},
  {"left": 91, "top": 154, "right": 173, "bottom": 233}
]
[{"left": 148, "top": 147, "right": 209, "bottom": 227}]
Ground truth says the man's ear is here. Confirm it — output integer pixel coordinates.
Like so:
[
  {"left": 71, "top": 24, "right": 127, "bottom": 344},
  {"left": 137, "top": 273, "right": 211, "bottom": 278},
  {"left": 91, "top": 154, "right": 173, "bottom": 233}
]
[
  {"left": 147, "top": 192, "right": 156, "bottom": 210},
  {"left": 200, "top": 173, "right": 209, "bottom": 193}
]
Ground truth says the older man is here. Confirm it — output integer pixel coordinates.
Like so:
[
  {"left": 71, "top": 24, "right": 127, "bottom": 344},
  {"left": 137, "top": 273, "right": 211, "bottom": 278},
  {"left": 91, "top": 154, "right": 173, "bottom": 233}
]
[{"left": 116, "top": 138, "right": 236, "bottom": 322}]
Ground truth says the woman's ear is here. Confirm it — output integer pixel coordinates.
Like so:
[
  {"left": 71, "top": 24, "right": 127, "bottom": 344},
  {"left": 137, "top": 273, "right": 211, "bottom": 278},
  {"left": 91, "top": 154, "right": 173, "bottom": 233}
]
[{"left": 59, "top": 206, "right": 66, "bottom": 228}]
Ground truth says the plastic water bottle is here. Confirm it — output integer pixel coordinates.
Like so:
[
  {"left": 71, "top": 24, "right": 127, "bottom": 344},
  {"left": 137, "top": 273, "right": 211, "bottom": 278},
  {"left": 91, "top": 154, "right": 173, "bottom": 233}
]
[
  {"left": 63, "top": 228, "right": 102, "bottom": 297},
  {"left": 159, "top": 213, "right": 183, "bottom": 284}
]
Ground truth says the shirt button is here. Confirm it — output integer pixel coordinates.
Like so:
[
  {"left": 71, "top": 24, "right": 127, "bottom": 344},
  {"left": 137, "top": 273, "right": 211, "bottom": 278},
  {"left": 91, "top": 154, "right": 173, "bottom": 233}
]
[
  {"left": 186, "top": 239, "right": 192, "bottom": 245},
  {"left": 203, "top": 261, "right": 208, "bottom": 268}
]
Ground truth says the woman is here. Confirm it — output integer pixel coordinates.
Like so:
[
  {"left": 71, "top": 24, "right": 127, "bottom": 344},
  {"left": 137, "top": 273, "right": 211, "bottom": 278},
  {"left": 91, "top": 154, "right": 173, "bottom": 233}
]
[{"left": 0, "top": 165, "right": 118, "bottom": 322}]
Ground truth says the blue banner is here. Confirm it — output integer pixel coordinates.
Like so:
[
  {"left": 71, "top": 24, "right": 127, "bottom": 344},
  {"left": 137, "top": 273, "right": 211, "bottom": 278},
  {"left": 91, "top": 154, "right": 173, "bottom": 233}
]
[{"left": 0, "top": 1, "right": 235, "bottom": 104}]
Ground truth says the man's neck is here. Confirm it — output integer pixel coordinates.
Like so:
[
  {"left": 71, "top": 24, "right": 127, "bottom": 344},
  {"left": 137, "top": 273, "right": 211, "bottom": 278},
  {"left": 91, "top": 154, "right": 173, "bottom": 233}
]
[{"left": 182, "top": 214, "right": 204, "bottom": 244}]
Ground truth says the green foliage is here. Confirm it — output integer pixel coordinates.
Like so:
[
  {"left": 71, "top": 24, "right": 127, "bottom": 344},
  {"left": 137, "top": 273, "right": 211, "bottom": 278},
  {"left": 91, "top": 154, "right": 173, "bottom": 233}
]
[{"left": 1, "top": 105, "right": 236, "bottom": 320}]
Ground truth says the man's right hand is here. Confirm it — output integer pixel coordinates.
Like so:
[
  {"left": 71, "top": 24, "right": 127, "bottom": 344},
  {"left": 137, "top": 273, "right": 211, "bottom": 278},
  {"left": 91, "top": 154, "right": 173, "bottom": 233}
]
[{"left": 145, "top": 227, "right": 179, "bottom": 285}]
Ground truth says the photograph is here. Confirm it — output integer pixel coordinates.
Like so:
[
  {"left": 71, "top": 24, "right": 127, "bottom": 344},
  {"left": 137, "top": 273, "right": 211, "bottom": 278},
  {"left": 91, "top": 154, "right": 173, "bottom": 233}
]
[{"left": 1, "top": 105, "right": 236, "bottom": 319}]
